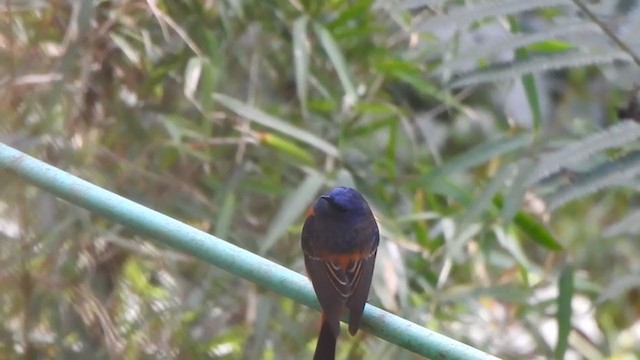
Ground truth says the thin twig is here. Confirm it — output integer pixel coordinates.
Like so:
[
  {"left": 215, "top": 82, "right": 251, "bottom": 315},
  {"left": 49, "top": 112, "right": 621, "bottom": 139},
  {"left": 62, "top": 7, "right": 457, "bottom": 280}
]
[{"left": 571, "top": 0, "right": 640, "bottom": 67}]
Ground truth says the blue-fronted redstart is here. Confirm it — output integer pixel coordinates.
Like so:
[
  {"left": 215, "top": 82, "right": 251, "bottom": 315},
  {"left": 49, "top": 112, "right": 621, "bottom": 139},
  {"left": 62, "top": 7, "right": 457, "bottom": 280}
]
[{"left": 301, "top": 187, "right": 379, "bottom": 360}]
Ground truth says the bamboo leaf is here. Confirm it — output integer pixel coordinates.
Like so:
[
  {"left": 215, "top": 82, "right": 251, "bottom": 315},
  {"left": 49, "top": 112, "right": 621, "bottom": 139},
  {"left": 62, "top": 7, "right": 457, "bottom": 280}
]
[
  {"left": 313, "top": 23, "right": 357, "bottom": 105},
  {"left": 527, "top": 40, "right": 577, "bottom": 53},
  {"left": 502, "top": 158, "right": 535, "bottom": 224},
  {"left": 184, "top": 56, "right": 203, "bottom": 101},
  {"left": 494, "top": 196, "right": 562, "bottom": 250},
  {"left": 439, "top": 284, "right": 531, "bottom": 304},
  {"left": 595, "top": 272, "right": 640, "bottom": 304},
  {"left": 424, "top": 134, "right": 533, "bottom": 184},
  {"left": 492, "top": 225, "right": 532, "bottom": 268},
  {"left": 555, "top": 264, "right": 574, "bottom": 360},
  {"left": 530, "top": 121, "right": 640, "bottom": 185},
  {"left": 437, "top": 21, "right": 594, "bottom": 75},
  {"left": 459, "top": 165, "right": 513, "bottom": 226},
  {"left": 215, "top": 192, "right": 236, "bottom": 240},
  {"left": 259, "top": 172, "right": 325, "bottom": 253},
  {"left": 546, "top": 150, "right": 640, "bottom": 210},
  {"left": 448, "top": 165, "right": 513, "bottom": 259},
  {"left": 292, "top": 16, "right": 310, "bottom": 119},
  {"left": 510, "top": 16, "right": 552, "bottom": 130},
  {"left": 242, "top": 295, "right": 273, "bottom": 359},
  {"left": 413, "top": 0, "right": 570, "bottom": 32},
  {"left": 514, "top": 211, "right": 562, "bottom": 250},
  {"left": 384, "top": 64, "right": 466, "bottom": 112},
  {"left": 447, "top": 223, "right": 482, "bottom": 260},
  {"left": 213, "top": 93, "right": 340, "bottom": 157},
  {"left": 603, "top": 209, "right": 640, "bottom": 237},
  {"left": 257, "top": 132, "right": 314, "bottom": 164},
  {"left": 449, "top": 50, "right": 633, "bottom": 88},
  {"left": 521, "top": 74, "right": 541, "bottom": 129}
]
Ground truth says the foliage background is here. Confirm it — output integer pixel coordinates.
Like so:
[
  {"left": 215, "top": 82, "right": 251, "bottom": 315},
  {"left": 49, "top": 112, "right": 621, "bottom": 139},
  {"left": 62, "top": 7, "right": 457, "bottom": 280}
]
[{"left": 1, "top": 0, "right": 640, "bottom": 359}]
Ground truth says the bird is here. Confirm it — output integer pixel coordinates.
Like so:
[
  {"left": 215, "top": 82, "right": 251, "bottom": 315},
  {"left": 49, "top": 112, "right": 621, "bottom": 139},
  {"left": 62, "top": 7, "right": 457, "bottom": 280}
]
[{"left": 301, "top": 186, "right": 379, "bottom": 360}]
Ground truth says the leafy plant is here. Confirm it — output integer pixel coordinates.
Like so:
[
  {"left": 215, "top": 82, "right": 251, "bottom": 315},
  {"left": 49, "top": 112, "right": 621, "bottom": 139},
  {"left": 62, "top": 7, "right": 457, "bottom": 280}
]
[{"left": 1, "top": 0, "right": 639, "bottom": 359}]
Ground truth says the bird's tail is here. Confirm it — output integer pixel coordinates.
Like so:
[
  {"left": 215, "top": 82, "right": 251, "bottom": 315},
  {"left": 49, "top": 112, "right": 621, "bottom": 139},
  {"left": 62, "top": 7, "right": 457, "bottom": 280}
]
[{"left": 313, "top": 315, "right": 337, "bottom": 360}]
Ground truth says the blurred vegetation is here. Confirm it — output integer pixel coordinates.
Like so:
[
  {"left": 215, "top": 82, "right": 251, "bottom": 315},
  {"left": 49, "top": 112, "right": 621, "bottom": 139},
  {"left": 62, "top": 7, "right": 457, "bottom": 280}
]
[{"left": 1, "top": 0, "right": 640, "bottom": 359}]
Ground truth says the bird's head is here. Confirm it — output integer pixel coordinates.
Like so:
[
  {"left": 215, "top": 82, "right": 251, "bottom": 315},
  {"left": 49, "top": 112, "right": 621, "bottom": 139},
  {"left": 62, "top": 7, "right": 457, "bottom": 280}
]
[{"left": 312, "top": 187, "right": 372, "bottom": 220}]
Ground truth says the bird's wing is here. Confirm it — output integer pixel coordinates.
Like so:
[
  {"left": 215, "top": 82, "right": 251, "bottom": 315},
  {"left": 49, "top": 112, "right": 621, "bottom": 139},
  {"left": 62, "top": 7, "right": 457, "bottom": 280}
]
[{"left": 345, "top": 248, "right": 377, "bottom": 335}]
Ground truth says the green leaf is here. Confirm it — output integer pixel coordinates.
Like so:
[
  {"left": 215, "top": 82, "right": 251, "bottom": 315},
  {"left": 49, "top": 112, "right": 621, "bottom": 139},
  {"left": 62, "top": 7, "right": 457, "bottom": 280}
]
[
  {"left": 259, "top": 171, "right": 325, "bottom": 253},
  {"left": 514, "top": 211, "right": 562, "bottom": 250},
  {"left": 183, "top": 56, "right": 203, "bottom": 102},
  {"left": 292, "top": 16, "right": 310, "bottom": 119},
  {"left": 213, "top": 93, "right": 340, "bottom": 157},
  {"left": 492, "top": 225, "right": 532, "bottom": 269},
  {"left": 198, "top": 57, "right": 218, "bottom": 111},
  {"left": 439, "top": 284, "right": 531, "bottom": 304},
  {"left": 502, "top": 158, "right": 535, "bottom": 224},
  {"left": 123, "top": 260, "right": 168, "bottom": 298},
  {"left": 595, "top": 272, "right": 640, "bottom": 304},
  {"left": 413, "top": 0, "right": 569, "bottom": 32},
  {"left": 527, "top": 40, "right": 576, "bottom": 53},
  {"left": 423, "top": 134, "right": 533, "bottom": 185},
  {"left": 521, "top": 75, "right": 541, "bottom": 129},
  {"left": 603, "top": 209, "right": 640, "bottom": 238},
  {"left": 555, "top": 264, "right": 574, "bottom": 360},
  {"left": 449, "top": 50, "right": 631, "bottom": 89},
  {"left": 447, "top": 223, "right": 482, "bottom": 260},
  {"left": 529, "top": 121, "right": 640, "bottom": 186},
  {"left": 509, "top": 17, "right": 542, "bottom": 129},
  {"left": 313, "top": 23, "right": 357, "bottom": 104},
  {"left": 459, "top": 164, "right": 513, "bottom": 227},
  {"left": 494, "top": 196, "right": 562, "bottom": 250},
  {"left": 380, "top": 59, "right": 466, "bottom": 112},
  {"left": 242, "top": 295, "right": 273, "bottom": 359},
  {"left": 215, "top": 192, "right": 236, "bottom": 240},
  {"left": 257, "top": 132, "right": 314, "bottom": 164},
  {"left": 109, "top": 32, "right": 140, "bottom": 64},
  {"left": 545, "top": 150, "right": 640, "bottom": 211}
]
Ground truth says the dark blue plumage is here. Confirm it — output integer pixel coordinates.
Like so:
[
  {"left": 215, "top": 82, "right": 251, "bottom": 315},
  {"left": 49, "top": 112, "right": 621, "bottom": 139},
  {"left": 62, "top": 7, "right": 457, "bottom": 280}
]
[{"left": 301, "top": 186, "right": 379, "bottom": 360}]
